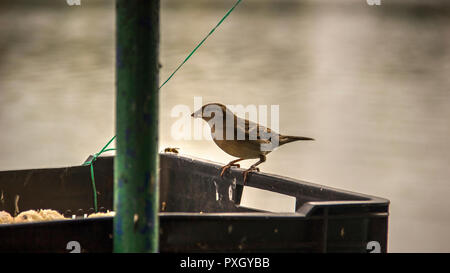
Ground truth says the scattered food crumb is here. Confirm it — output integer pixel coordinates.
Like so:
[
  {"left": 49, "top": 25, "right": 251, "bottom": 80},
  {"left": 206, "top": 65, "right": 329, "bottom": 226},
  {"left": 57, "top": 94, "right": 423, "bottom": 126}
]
[
  {"left": 164, "top": 147, "right": 179, "bottom": 154},
  {"left": 0, "top": 211, "right": 14, "bottom": 224},
  {"left": 340, "top": 227, "right": 345, "bottom": 238},
  {"left": 87, "top": 211, "right": 116, "bottom": 218},
  {"left": 39, "top": 209, "right": 65, "bottom": 221},
  {"left": 0, "top": 209, "right": 116, "bottom": 224},
  {"left": 14, "top": 210, "right": 44, "bottom": 223}
]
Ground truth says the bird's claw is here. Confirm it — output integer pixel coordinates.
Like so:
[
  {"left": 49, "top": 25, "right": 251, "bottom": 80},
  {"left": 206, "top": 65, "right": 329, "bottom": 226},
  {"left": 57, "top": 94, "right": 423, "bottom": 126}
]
[
  {"left": 242, "top": 166, "right": 259, "bottom": 184},
  {"left": 220, "top": 163, "right": 240, "bottom": 177}
]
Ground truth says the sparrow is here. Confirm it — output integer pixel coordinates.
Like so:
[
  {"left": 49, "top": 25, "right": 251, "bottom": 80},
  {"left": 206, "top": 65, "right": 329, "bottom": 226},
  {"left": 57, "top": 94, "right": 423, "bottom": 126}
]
[{"left": 191, "top": 103, "right": 314, "bottom": 183}]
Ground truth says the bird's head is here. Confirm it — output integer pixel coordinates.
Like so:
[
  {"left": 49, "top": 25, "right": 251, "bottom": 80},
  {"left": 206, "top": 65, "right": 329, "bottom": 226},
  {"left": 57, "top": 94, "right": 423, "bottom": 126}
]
[{"left": 191, "top": 103, "right": 229, "bottom": 122}]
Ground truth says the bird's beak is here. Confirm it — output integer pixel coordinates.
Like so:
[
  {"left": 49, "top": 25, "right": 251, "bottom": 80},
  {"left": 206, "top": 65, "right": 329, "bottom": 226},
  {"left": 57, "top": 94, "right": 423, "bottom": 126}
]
[{"left": 191, "top": 109, "right": 202, "bottom": 118}]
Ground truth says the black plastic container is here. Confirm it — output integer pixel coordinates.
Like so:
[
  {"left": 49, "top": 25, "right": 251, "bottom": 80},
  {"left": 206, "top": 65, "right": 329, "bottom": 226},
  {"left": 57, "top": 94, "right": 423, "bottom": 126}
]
[{"left": 0, "top": 154, "right": 389, "bottom": 252}]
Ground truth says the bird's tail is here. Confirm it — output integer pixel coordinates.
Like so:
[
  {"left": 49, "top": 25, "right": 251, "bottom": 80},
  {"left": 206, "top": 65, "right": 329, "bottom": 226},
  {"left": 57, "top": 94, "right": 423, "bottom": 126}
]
[{"left": 279, "top": 135, "right": 314, "bottom": 145}]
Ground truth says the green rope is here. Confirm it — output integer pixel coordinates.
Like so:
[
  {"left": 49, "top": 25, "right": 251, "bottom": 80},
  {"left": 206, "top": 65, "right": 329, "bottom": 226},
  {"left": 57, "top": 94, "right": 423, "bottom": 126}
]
[
  {"left": 86, "top": 0, "right": 242, "bottom": 212},
  {"left": 83, "top": 136, "right": 116, "bottom": 212},
  {"left": 159, "top": 0, "right": 242, "bottom": 89}
]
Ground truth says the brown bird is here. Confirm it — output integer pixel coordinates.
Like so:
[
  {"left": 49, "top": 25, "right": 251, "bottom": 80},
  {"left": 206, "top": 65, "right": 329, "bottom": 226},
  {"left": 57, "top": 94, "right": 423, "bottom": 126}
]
[{"left": 191, "top": 103, "right": 314, "bottom": 183}]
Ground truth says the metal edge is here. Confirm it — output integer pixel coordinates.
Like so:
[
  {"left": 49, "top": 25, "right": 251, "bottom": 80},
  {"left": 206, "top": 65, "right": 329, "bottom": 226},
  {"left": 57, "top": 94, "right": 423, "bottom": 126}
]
[{"left": 160, "top": 153, "right": 390, "bottom": 216}]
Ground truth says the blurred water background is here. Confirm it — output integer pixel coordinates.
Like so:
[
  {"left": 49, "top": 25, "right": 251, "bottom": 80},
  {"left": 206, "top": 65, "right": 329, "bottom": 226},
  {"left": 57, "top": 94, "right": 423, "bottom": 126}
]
[{"left": 0, "top": 0, "right": 449, "bottom": 252}]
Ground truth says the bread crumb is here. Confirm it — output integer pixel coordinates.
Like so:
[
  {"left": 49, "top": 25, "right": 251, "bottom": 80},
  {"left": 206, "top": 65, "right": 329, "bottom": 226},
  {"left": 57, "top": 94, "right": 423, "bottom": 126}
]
[
  {"left": 14, "top": 210, "right": 44, "bottom": 223},
  {"left": 0, "top": 211, "right": 14, "bottom": 224},
  {"left": 39, "top": 209, "right": 66, "bottom": 221},
  {"left": 87, "top": 211, "right": 116, "bottom": 218}
]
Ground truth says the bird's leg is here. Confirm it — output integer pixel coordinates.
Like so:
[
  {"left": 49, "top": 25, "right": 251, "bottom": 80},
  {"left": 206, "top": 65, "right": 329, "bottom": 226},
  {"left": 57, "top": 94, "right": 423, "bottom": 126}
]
[
  {"left": 220, "top": 158, "right": 244, "bottom": 177},
  {"left": 243, "top": 155, "right": 266, "bottom": 184}
]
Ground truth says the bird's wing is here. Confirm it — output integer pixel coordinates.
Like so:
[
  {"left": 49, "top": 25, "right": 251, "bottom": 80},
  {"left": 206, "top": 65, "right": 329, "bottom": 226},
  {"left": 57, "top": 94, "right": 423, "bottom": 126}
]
[{"left": 234, "top": 116, "right": 277, "bottom": 144}]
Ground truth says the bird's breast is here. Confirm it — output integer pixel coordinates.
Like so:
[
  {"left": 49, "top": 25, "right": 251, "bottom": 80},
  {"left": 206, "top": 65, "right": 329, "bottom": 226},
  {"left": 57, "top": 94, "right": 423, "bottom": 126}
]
[{"left": 212, "top": 139, "right": 266, "bottom": 159}]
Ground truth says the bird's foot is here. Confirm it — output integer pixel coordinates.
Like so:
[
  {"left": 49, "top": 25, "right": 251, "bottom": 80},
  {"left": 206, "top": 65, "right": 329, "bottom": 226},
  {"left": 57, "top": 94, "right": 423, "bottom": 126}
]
[
  {"left": 220, "top": 163, "right": 241, "bottom": 177},
  {"left": 242, "top": 166, "right": 259, "bottom": 184}
]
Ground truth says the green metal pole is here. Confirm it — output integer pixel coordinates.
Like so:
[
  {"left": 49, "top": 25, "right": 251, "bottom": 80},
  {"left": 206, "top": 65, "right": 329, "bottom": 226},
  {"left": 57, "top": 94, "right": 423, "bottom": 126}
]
[{"left": 114, "top": 0, "right": 160, "bottom": 253}]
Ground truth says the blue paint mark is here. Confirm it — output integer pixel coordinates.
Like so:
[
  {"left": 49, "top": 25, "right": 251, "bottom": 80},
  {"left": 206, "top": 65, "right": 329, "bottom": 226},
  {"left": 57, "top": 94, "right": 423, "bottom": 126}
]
[
  {"left": 139, "top": 222, "right": 150, "bottom": 234},
  {"left": 118, "top": 177, "right": 128, "bottom": 187},
  {"left": 125, "top": 128, "right": 131, "bottom": 142},
  {"left": 137, "top": 172, "right": 150, "bottom": 195},
  {"left": 115, "top": 216, "right": 123, "bottom": 236},
  {"left": 116, "top": 45, "right": 124, "bottom": 69},
  {"left": 114, "top": 197, "right": 123, "bottom": 236},
  {"left": 140, "top": 200, "right": 155, "bottom": 235},
  {"left": 118, "top": 178, "right": 124, "bottom": 188}
]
